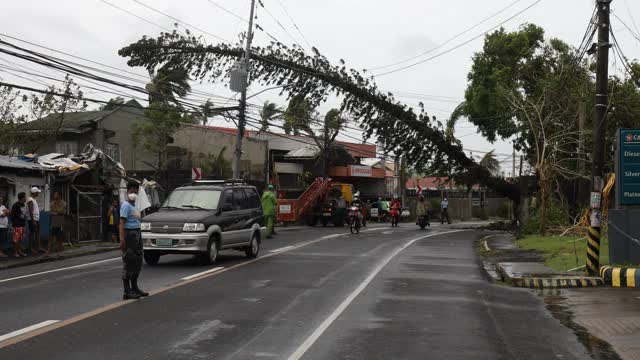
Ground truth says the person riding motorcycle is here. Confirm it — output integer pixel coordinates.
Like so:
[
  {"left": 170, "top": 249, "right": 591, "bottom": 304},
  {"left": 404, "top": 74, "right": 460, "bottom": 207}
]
[
  {"left": 415, "top": 195, "right": 430, "bottom": 225},
  {"left": 351, "top": 194, "right": 365, "bottom": 226}
]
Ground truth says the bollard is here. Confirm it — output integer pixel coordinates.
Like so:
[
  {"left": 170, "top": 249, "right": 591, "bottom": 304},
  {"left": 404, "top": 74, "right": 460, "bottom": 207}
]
[{"left": 587, "top": 226, "right": 601, "bottom": 275}]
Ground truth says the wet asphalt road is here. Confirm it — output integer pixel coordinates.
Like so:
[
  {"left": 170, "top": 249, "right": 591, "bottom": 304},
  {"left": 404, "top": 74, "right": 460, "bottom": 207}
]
[{"left": 0, "top": 224, "right": 594, "bottom": 359}]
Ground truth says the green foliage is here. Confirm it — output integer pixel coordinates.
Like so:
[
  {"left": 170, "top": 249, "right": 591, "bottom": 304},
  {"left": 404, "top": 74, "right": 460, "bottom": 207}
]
[
  {"left": 283, "top": 95, "right": 314, "bottom": 135},
  {"left": 259, "top": 100, "right": 283, "bottom": 131},
  {"left": 131, "top": 103, "right": 183, "bottom": 171},
  {"left": 522, "top": 201, "right": 570, "bottom": 235},
  {"left": 517, "top": 235, "right": 610, "bottom": 272},
  {"left": 201, "top": 146, "right": 232, "bottom": 179},
  {"left": 479, "top": 150, "right": 501, "bottom": 177},
  {"left": 147, "top": 63, "right": 192, "bottom": 106},
  {"left": 0, "top": 75, "right": 87, "bottom": 154}
]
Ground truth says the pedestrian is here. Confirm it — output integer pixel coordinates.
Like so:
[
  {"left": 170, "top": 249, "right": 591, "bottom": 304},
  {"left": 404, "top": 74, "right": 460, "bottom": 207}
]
[
  {"left": 46, "top": 192, "right": 66, "bottom": 257},
  {"left": 0, "top": 196, "right": 9, "bottom": 258},
  {"left": 10, "top": 192, "right": 27, "bottom": 257},
  {"left": 261, "top": 184, "right": 277, "bottom": 239},
  {"left": 107, "top": 197, "right": 119, "bottom": 243},
  {"left": 26, "top": 186, "right": 44, "bottom": 254},
  {"left": 441, "top": 197, "right": 451, "bottom": 224},
  {"left": 119, "top": 182, "right": 148, "bottom": 300}
]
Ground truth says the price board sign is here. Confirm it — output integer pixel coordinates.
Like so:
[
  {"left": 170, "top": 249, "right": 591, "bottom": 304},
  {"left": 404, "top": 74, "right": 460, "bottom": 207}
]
[{"left": 619, "top": 129, "right": 640, "bottom": 205}]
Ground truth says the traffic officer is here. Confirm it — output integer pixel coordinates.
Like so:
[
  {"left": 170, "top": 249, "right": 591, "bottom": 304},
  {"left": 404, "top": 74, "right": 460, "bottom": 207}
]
[
  {"left": 119, "top": 182, "right": 148, "bottom": 300},
  {"left": 261, "top": 184, "right": 277, "bottom": 239}
]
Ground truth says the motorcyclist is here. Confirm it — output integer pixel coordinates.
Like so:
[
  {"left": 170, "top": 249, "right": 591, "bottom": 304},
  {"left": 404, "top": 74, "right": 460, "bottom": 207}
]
[
  {"left": 415, "top": 195, "right": 430, "bottom": 225},
  {"left": 352, "top": 194, "right": 367, "bottom": 227}
]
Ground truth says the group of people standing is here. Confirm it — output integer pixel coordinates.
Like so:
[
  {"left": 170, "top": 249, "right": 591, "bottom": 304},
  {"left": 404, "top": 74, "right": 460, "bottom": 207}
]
[{"left": 0, "top": 188, "right": 67, "bottom": 259}]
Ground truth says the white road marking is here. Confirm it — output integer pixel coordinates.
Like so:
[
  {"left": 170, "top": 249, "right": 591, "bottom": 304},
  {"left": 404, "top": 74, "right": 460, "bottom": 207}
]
[
  {"left": 287, "top": 230, "right": 465, "bottom": 360},
  {"left": 0, "top": 257, "right": 120, "bottom": 284},
  {"left": 180, "top": 267, "right": 224, "bottom": 280},
  {"left": 0, "top": 320, "right": 60, "bottom": 342},
  {"left": 483, "top": 240, "right": 491, "bottom": 252},
  {"left": 320, "top": 234, "right": 342, "bottom": 239},
  {"left": 269, "top": 246, "right": 294, "bottom": 253}
]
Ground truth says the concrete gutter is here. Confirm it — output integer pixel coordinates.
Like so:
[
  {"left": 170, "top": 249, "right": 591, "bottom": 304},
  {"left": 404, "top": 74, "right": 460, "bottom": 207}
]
[{"left": 495, "top": 262, "right": 603, "bottom": 289}]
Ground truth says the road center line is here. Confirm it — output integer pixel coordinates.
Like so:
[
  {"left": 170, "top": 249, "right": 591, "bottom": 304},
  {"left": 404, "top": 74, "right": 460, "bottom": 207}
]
[
  {"left": 287, "top": 229, "right": 466, "bottom": 360},
  {"left": 0, "top": 321, "right": 60, "bottom": 342},
  {"left": 0, "top": 257, "right": 121, "bottom": 284},
  {"left": 269, "top": 246, "right": 295, "bottom": 253},
  {"left": 181, "top": 267, "right": 224, "bottom": 280}
]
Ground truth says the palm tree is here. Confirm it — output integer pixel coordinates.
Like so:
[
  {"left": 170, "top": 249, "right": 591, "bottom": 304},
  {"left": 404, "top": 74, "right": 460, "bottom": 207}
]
[
  {"left": 259, "top": 101, "right": 283, "bottom": 131},
  {"left": 479, "top": 150, "right": 502, "bottom": 177},
  {"left": 146, "top": 63, "right": 192, "bottom": 107}
]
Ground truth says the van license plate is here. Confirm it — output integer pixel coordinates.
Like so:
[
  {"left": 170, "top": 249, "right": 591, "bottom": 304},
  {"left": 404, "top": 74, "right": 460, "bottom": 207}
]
[{"left": 157, "top": 239, "right": 173, "bottom": 247}]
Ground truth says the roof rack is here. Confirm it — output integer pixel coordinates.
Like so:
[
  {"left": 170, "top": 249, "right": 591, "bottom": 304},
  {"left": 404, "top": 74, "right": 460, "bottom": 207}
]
[{"left": 187, "top": 179, "right": 247, "bottom": 187}]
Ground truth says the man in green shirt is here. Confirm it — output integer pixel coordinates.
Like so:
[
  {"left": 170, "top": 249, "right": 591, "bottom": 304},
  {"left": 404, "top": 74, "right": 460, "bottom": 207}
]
[{"left": 261, "top": 184, "right": 277, "bottom": 239}]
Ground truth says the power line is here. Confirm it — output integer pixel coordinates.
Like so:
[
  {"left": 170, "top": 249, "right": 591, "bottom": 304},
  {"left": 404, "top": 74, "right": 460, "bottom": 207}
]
[
  {"left": 612, "top": 12, "right": 640, "bottom": 43},
  {"left": 257, "top": 0, "right": 303, "bottom": 48},
  {"left": 369, "top": 0, "right": 525, "bottom": 71},
  {"left": 130, "top": 0, "right": 234, "bottom": 44},
  {"left": 373, "top": 0, "right": 544, "bottom": 77},
  {"left": 204, "top": 0, "right": 248, "bottom": 23},
  {"left": 272, "top": 0, "right": 312, "bottom": 49},
  {"left": 100, "top": 0, "right": 173, "bottom": 32}
]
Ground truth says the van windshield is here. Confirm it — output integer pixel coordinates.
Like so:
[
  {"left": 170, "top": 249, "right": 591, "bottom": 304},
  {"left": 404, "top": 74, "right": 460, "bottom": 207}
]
[{"left": 162, "top": 189, "right": 221, "bottom": 210}]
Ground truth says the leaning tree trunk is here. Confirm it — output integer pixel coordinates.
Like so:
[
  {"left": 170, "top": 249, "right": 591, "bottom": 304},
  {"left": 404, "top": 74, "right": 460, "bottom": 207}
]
[{"left": 538, "top": 164, "right": 552, "bottom": 235}]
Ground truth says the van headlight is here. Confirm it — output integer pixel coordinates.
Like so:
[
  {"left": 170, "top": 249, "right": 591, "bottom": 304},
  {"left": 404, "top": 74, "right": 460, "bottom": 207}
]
[
  {"left": 141, "top": 222, "right": 151, "bottom": 231},
  {"left": 183, "top": 223, "right": 206, "bottom": 232}
]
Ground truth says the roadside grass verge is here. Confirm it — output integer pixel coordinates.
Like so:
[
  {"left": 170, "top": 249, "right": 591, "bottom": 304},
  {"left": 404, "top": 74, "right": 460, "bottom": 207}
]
[{"left": 516, "top": 235, "right": 610, "bottom": 273}]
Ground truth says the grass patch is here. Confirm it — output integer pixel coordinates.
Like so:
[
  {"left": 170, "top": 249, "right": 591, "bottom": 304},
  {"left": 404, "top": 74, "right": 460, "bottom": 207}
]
[{"left": 516, "top": 235, "right": 610, "bottom": 273}]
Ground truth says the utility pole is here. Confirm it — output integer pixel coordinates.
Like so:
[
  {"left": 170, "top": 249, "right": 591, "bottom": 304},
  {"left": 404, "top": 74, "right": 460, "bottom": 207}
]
[
  {"left": 587, "top": 0, "right": 611, "bottom": 275},
  {"left": 233, "top": 0, "right": 256, "bottom": 179},
  {"left": 512, "top": 143, "right": 516, "bottom": 220}
]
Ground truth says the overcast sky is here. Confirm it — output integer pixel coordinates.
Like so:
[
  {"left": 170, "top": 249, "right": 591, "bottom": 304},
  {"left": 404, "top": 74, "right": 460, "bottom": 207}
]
[{"left": 1, "top": 0, "right": 639, "bottom": 174}]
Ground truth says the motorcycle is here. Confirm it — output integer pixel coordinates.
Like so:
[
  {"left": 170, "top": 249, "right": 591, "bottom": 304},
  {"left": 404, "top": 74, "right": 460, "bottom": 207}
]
[
  {"left": 348, "top": 205, "right": 361, "bottom": 234},
  {"left": 417, "top": 214, "right": 430, "bottom": 230},
  {"left": 389, "top": 206, "right": 400, "bottom": 227}
]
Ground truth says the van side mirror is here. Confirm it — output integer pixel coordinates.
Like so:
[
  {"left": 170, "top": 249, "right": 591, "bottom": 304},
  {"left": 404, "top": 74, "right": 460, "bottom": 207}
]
[{"left": 221, "top": 204, "right": 233, "bottom": 212}]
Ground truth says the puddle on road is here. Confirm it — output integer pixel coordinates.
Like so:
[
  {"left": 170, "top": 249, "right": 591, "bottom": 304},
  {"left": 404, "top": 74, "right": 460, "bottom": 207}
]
[{"left": 541, "top": 292, "right": 622, "bottom": 360}]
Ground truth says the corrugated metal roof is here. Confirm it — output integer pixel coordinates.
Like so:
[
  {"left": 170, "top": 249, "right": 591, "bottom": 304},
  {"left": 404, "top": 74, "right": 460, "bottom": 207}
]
[{"left": 0, "top": 156, "right": 53, "bottom": 171}]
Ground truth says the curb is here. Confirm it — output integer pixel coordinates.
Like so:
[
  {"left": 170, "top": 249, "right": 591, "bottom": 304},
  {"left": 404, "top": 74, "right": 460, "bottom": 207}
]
[
  {"left": 511, "top": 276, "right": 603, "bottom": 289},
  {"left": 495, "top": 263, "right": 603, "bottom": 289},
  {"left": 0, "top": 246, "right": 119, "bottom": 271},
  {"left": 600, "top": 266, "right": 640, "bottom": 288}
]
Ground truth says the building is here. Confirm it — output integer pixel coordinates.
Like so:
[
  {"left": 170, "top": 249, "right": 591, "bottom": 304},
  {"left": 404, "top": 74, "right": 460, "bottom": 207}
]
[
  {"left": 208, "top": 127, "right": 386, "bottom": 199},
  {"left": 24, "top": 101, "right": 268, "bottom": 189}
]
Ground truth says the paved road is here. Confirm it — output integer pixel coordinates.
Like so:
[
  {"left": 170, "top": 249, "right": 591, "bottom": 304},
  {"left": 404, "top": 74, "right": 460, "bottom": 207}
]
[{"left": 0, "top": 224, "right": 595, "bottom": 359}]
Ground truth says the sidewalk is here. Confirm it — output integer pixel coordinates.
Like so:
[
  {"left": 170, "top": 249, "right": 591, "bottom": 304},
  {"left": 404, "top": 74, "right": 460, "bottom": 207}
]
[
  {"left": 0, "top": 242, "right": 119, "bottom": 270},
  {"left": 480, "top": 232, "right": 640, "bottom": 360}
]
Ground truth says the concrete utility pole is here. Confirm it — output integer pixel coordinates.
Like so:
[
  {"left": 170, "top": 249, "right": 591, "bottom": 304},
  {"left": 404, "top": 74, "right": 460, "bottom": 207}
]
[
  {"left": 233, "top": 0, "right": 257, "bottom": 179},
  {"left": 587, "top": 0, "right": 612, "bottom": 275}
]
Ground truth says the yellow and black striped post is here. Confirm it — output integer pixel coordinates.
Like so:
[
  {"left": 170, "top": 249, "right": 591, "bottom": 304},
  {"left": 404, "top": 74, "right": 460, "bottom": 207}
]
[{"left": 587, "top": 226, "right": 601, "bottom": 275}]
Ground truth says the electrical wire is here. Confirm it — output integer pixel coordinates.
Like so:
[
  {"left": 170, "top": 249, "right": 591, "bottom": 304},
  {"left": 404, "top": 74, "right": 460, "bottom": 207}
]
[
  {"left": 100, "top": 0, "right": 174, "bottom": 32},
  {"left": 130, "top": 0, "right": 234, "bottom": 44},
  {"left": 373, "top": 0, "right": 544, "bottom": 77},
  {"left": 272, "top": 0, "right": 312, "bottom": 49},
  {"left": 257, "top": 0, "right": 303, "bottom": 49},
  {"left": 369, "top": 0, "right": 525, "bottom": 71}
]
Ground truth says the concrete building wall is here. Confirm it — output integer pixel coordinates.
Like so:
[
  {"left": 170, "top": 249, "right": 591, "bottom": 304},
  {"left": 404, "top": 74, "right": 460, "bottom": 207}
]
[
  {"left": 172, "top": 124, "right": 267, "bottom": 181},
  {"left": 100, "top": 107, "right": 156, "bottom": 173}
]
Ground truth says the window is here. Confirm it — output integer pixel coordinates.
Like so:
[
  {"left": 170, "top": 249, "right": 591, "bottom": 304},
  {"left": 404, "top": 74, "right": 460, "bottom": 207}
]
[
  {"left": 162, "top": 189, "right": 221, "bottom": 210},
  {"left": 222, "top": 190, "right": 233, "bottom": 210},
  {"left": 232, "top": 188, "right": 246, "bottom": 211},
  {"left": 244, "top": 189, "right": 260, "bottom": 209},
  {"left": 56, "top": 141, "right": 77, "bottom": 155},
  {"left": 105, "top": 143, "right": 120, "bottom": 162}
]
